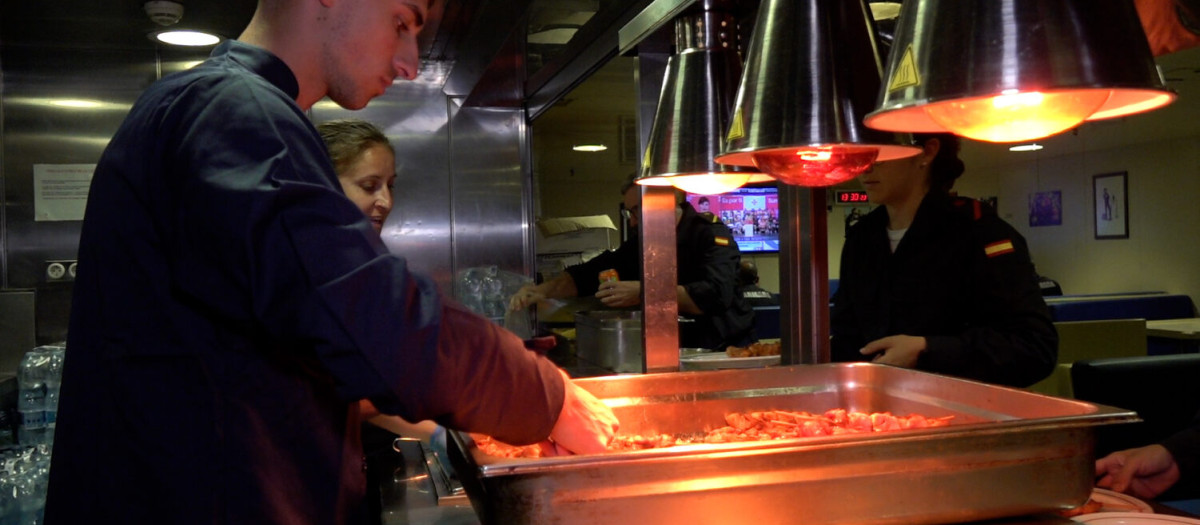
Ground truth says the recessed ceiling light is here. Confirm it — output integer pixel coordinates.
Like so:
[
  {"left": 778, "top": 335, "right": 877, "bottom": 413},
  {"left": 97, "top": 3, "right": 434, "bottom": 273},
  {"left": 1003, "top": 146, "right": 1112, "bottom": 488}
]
[
  {"left": 154, "top": 30, "right": 220, "bottom": 46},
  {"left": 572, "top": 144, "right": 607, "bottom": 152},
  {"left": 50, "top": 99, "right": 104, "bottom": 109},
  {"left": 1008, "top": 143, "right": 1044, "bottom": 152}
]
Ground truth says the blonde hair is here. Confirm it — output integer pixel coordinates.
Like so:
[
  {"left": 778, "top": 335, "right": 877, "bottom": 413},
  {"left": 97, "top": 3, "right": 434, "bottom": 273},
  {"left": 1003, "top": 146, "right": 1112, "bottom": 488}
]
[{"left": 316, "top": 119, "right": 394, "bottom": 175}]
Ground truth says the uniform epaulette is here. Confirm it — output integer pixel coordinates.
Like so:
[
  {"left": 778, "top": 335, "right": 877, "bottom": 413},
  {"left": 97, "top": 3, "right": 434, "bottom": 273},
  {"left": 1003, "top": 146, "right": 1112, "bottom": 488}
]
[{"left": 701, "top": 211, "right": 719, "bottom": 223}]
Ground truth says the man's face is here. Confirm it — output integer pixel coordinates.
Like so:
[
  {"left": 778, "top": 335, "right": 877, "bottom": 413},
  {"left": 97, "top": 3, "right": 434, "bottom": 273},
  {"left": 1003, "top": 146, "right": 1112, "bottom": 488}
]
[
  {"left": 622, "top": 187, "right": 641, "bottom": 228},
  {"left": 698, "top": 199, "right": 710, "bottom": 212},
  {"left": 323, "top": 0, "right": 430, "bottom": 109}
]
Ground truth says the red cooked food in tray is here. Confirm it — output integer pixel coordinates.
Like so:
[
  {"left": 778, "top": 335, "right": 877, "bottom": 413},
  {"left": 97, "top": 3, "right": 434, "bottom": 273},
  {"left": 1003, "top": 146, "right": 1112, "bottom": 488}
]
[{"left": 474, "top": 408, "right": 954, "bottom": 458}]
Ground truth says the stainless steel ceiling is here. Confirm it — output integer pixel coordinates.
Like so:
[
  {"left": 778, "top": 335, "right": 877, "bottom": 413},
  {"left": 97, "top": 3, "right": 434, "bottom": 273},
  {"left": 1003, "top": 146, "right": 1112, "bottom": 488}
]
[{"left": 0, "top": 0, "right": 469, "bottom": 60}]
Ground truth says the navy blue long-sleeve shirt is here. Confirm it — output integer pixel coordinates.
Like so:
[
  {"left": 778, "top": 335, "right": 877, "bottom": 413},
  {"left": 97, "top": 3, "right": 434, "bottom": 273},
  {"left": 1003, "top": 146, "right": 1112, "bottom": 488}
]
[{"left": 45, "top": 40, "right": 564, "bottom": 525}]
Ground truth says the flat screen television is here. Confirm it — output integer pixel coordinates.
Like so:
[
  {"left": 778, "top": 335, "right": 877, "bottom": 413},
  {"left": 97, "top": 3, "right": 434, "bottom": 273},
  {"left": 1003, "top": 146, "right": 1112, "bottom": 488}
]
[{"left": 685, "top": 185, "right": 779, "bottom": 254}]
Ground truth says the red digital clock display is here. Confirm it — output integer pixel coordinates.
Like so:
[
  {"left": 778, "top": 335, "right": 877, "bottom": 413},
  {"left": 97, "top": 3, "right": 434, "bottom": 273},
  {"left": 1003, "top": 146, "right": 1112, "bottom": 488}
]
[{"left": 835, "top": 190, "right": 870, "bottom": 204}]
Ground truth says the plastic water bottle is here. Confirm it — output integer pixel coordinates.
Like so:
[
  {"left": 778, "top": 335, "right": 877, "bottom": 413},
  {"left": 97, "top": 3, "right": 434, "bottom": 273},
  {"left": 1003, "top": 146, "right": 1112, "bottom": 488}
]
[
  {"left": 0, "top": 408, "right": 15, "bottom": 449},
  {"left": 42, "top": 389, "right": 57, "bottom": 447},
  {"left": 0, "top": 464, "right": 18, "bottom": 525},
  {"left": 43, "top": 347, "right": 64, "bottom": 392},
  {"left": 14, "top": 449, "right": 39, "bottom": 525},
  {"left": 16, "top": 391, "right": 44, "bottom": 447},
  {"left": 17, "top": 350, "right": 48, "bottom": 446}
]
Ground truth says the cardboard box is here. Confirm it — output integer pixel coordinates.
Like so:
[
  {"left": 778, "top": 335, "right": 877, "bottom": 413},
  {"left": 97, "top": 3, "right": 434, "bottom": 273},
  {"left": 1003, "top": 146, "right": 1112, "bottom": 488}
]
[{"left": 535, "top": 215, "right": 618, "bottom": 255}]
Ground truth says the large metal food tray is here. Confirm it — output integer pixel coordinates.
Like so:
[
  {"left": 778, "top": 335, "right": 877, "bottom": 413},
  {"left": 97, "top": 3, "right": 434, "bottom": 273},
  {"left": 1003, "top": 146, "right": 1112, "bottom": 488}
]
[{"left": 448, "top": 363, "right": 1138, "bottom": 525}]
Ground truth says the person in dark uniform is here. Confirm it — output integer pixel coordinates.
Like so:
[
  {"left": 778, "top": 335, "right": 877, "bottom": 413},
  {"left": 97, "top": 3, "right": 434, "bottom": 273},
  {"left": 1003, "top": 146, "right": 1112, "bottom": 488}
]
[
  {"left": 737, "top": 261, "right": 779, "bottom": 308},
  {"left": 830, "top": 133, "right": 1057, "bottom": 388},
  {"left": 44, "top": 2, "right": 617, "bottom": 524},
  {"left": 511, "top": 180, "right": 754, "bottom": 350}
]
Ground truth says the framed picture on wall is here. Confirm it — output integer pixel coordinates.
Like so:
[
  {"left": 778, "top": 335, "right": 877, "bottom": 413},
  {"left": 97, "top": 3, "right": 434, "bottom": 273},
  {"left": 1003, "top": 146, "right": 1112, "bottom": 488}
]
[
  {"left": 618, "top": 115, "right": 638, "bottom": 165},
  {"left": 1093, "top": 172, "right": 1128, "bottom": 239},
  {"left": 1028, "top": 190, "right": 1062, "bottom": 227}
]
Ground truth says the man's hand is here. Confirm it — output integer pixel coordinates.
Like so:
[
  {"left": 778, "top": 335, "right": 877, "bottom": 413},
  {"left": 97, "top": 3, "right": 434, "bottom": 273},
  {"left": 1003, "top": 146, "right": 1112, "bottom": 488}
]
[
  {"left": 542, "top": 370, "right": 619, "bottom": 455},
  {"left": 1095, "top": 444, "right": 1181, "bottom": 499},
  {"left": 860, "top": 335, "right": 926, "bottom": 369},
  {"left": 596, "top": 280, "right": 641, "bottom": 308},
  {"left": 509, "top": 285, "right": 545, "bottom": 312}
]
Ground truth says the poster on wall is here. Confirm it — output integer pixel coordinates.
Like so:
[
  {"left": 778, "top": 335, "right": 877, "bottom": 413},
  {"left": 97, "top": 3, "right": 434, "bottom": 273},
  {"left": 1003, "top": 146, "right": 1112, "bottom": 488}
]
[
  {"left": 1094, "top": 172, "right": 1129, "bottom": 239},
  {"left": 1028, "top": 190, "right": 1062, "bottom": 227},
  {"left": 33, "top": 164, "right": 96, "bottom": 221}
]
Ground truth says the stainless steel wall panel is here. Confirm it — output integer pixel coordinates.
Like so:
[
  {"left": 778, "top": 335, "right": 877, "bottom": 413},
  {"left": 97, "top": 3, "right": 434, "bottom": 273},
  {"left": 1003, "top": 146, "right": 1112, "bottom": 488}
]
[
  {"left": 448, "top": 105, "right": 530, "bottom": 284},
  {"left": 2, "top": 48, "right": 154, "bottom": 290},
  {"left": 1, "top": 46, "right": 158, "bottom": 347}
]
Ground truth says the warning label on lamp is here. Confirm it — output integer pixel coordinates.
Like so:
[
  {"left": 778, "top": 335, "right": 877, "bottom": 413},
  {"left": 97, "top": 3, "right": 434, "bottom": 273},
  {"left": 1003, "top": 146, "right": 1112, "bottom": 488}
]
[
  {"left": 887, "top": 44, "right": 922, "bottom": 92},
  {"left": 727, "top": 107, "right": 745, "bottom": 141},
  {"left": 33, "top": 164, "right": 96, "bottom": 221}
]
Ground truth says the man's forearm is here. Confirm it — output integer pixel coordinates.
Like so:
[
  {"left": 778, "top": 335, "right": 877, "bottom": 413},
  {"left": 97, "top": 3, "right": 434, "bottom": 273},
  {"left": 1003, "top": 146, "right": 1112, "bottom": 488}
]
[
  {"left": 677, "top": 285, "right": 703, "bottom": 315},
  {"left": 540, "top": 272, "right": 579, "bottom": 299}
]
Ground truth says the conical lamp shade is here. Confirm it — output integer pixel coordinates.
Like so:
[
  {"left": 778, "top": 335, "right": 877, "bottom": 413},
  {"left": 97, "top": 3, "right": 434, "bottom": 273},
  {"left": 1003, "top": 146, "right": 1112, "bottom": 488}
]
[
  {"left": 637, "top": 11, "right": 771, "bottom": 195},
  {"left": 715, "top": 0, "right": 919, "bottom": 187},
  {"left": 864, "top": 0, "right": 1176, "bottom": 143}
]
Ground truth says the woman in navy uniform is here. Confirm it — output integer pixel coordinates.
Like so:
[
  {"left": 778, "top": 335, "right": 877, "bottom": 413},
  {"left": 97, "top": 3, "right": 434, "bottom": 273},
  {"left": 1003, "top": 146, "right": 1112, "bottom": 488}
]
[{"left": 830, "top": 133, "right": 1057, "bottom": 387}]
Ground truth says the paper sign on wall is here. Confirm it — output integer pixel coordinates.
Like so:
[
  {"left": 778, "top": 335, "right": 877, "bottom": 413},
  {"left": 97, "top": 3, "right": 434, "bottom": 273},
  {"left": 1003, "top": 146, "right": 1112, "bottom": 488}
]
[{"left": 33, "top": 164, "right": 96, "bottom": 221}]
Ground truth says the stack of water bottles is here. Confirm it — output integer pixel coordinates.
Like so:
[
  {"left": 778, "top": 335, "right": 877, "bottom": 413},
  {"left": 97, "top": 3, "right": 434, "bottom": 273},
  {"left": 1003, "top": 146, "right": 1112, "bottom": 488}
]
[
  {"left": 0, "top": 444, "right": 52, "bottom": 525},
  {"left": 17, "top": 345, "right": 63, "bottom": 447},
  {"left": 2, "top": 344, "right": 64, "bottom": 524}
]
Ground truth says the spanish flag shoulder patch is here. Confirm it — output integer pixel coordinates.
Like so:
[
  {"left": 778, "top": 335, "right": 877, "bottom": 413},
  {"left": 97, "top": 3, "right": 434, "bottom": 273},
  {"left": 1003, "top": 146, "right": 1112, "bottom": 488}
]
[
  {"left": 984, "top": 240, "right": 1015, "bottom": 257},
  {"left": 714, "top": 236, "right": 731, "bottom": 246}
]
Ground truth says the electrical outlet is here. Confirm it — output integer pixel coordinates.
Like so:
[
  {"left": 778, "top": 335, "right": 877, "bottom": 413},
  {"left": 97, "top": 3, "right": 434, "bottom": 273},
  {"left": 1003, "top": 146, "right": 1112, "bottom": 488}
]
[{"left": 45, "top": 260, "right": 77, "bottom": 282}]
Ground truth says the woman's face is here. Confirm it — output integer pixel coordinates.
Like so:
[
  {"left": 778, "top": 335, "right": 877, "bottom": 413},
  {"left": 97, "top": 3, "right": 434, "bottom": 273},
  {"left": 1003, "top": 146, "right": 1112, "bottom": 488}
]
[
  {"left": 858, "top": 143, "right": 936, "bottom": 207},
  {"left": 337, "top": 143, "right": 396, "bottom": 233}
]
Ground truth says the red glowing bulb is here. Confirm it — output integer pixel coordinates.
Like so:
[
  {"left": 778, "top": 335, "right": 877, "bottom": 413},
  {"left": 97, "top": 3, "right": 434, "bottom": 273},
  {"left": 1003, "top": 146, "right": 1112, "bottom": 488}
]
[{"left": 751, "top": 146, "right": 880, "bottom": 187}]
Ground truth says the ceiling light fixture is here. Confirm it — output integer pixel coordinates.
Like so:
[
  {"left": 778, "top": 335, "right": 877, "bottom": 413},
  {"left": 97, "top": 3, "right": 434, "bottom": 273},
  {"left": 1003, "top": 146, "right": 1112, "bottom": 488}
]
[
  {"left": 715, "top": 0, "right": 919, "bottom": 187},
  {"left": 864, "top": 0, "right": 1176, "bottom": 143},
  {"left": 50, "top": 99, "right": 104, "bottom": 109},
  {"left": 637, "top": 6, "right": 772, "bottom": 195},
  {"left": 1008, "top": 143, "right": 1044, "bottom": 152},
  {"left": 153, "top": 30, "right": 221, "bottom": 47},
  {"left": 572, "top": 144, "right": 607, "bottom": 152}
]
